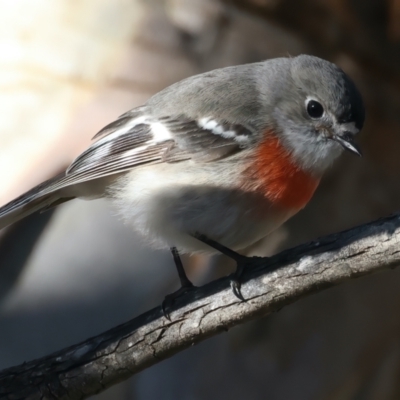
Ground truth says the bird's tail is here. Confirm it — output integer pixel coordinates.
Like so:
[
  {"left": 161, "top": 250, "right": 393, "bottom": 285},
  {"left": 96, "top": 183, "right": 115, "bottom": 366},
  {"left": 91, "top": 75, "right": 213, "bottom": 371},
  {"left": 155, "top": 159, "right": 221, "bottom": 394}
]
[{"left": 0, "top": 173, "right": 75, "bottom": 230}]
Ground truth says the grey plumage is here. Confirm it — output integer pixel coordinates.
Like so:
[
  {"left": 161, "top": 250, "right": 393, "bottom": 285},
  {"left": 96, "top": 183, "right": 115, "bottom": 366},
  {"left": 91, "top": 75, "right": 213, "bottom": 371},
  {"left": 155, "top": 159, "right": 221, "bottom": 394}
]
[{"left": 0, "top": 54, "right": 365, "bottom": 239}]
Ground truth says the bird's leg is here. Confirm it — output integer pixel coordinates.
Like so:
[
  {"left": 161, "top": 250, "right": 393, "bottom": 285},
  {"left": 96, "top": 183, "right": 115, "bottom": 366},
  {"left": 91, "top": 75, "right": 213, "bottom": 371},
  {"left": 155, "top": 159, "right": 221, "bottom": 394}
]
[
  {"left": 171, "top": 247, "right": 194, "bottom": 288},
  {"left": 194, "top": 232, "right": 263, "bottom": 301},
  {"left": 162, "top": 247, "right": 197, "bottom": 319}
]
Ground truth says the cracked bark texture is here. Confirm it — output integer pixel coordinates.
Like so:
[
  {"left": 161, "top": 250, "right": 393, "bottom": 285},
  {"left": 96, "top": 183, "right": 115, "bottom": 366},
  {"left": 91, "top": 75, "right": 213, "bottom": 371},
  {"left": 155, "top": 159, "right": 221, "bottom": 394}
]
[{"left": 1, "top": 213, "right": 400, "bottom": 399}]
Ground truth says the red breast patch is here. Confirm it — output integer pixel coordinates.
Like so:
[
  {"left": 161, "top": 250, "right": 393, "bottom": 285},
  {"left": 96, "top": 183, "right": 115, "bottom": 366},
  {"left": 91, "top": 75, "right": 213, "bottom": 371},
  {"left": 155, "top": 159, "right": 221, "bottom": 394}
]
[{"left": 241, "top": 133, "right": 320, "bottom": 210}]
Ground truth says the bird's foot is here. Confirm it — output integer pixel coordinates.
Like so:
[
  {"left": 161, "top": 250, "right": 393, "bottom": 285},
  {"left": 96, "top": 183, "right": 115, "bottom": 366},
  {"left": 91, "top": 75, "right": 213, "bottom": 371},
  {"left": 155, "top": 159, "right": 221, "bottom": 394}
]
[
  {"left": 162, "top": 247, "right": 198, "bottom": 320},
  {"left": 162, "top": 282, "right": 198, "bottom": 320},
  {"left": 194, "top": 232, "right": 264, "bottom": 301},
  {"left": 229, "top": 255, "right": 264, "bottom": 301}
]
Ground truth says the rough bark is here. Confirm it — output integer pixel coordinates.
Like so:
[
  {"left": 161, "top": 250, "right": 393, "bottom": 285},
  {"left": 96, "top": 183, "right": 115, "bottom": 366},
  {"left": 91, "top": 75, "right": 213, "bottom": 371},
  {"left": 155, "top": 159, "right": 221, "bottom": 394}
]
[{"left": 1, "top": 213, "right": 400, "bottom": 399}]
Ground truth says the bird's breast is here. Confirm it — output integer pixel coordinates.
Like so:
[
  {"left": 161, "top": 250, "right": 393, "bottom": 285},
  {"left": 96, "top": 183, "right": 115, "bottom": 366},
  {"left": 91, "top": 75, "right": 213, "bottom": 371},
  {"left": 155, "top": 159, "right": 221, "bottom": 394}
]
[{"left": 241, "top": 133, "right": 320, "bottom": 210}]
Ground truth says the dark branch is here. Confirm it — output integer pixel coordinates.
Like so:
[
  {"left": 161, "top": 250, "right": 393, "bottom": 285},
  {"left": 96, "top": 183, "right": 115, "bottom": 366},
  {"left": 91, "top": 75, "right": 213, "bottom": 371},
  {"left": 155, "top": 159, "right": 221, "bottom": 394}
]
[{"left": 1, "top": 213, "right": 400, "bottom": 399}]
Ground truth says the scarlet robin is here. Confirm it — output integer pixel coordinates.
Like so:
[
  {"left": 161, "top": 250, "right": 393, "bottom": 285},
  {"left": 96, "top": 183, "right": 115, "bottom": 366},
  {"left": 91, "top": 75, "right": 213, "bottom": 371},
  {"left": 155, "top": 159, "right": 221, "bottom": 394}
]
[{"left": 0, "top": 55, "right": 364, "bottom": 315}]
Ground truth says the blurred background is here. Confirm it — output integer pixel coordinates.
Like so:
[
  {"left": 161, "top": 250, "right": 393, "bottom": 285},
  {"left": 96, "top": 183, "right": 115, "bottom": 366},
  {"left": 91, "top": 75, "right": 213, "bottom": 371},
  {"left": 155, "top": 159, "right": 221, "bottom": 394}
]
[{"left": 0, "top": 0, "right": 400, "bottom": 399}]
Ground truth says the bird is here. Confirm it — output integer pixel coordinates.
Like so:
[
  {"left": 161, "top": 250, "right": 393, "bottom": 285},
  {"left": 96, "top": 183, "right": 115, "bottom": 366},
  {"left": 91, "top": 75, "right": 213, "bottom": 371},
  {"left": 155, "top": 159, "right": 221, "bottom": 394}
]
[{"left": 0, "top": 54, "right": 364, "bottom": 316}]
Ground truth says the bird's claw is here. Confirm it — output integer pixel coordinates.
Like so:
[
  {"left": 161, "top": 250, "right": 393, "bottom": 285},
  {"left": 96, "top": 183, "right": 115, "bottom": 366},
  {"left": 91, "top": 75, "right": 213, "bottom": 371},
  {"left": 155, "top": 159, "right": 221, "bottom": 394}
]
[
  {"left": 230, "top": 256, "right": 264, "bottom": 301},
  {"left": 161, "top": 283, "right": 197, "bottom": 320},
  {"left": 230, "top": 278, "right": 245, "bottom": 301}
]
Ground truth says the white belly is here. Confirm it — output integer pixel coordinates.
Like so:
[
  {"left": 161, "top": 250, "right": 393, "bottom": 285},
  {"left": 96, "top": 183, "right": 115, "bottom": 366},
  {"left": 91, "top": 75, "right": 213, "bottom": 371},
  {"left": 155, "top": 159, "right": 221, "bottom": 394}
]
[{"left": 110, "top": 162, "right": 295, "bottom": 254}]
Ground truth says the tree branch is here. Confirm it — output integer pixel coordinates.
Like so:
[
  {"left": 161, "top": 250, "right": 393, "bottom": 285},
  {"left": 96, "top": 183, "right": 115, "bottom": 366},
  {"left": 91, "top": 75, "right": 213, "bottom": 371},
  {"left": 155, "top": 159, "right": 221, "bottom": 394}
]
[{"left": 1, "top": 213, "right": 400, "bottom": 399}]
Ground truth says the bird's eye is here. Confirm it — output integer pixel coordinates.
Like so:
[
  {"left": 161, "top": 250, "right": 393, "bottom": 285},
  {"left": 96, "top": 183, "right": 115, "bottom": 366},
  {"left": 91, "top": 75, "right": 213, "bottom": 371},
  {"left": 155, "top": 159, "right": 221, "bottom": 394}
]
[{"left": 306, "top": 100, "right": 324, "bottom": 119}]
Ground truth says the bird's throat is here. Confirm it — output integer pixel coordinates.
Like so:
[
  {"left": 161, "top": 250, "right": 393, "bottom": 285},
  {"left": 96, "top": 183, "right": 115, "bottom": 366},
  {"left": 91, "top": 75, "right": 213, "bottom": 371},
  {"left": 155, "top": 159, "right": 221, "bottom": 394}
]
[{"left": 242, "top": 133, "right": 320, "bottom": 210}]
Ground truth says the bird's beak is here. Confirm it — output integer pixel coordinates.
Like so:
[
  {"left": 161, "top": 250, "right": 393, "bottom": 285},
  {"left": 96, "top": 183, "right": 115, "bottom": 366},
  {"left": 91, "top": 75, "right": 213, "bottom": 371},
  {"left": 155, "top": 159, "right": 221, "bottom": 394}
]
[{"left": 331, "top": 132, "right": 362, "bottom": 157}]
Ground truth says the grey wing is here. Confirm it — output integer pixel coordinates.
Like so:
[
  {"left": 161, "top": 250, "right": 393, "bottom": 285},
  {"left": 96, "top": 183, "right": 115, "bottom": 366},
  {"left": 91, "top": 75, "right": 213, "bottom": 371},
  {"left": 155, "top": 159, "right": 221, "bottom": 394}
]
[
  {"left": 64, "top": 111, "right": 255, "bottom": 183},
  {"left": 25, "top": 111, "right": 251, "bottom": 196},
  {"left": 18, "top": 110, "right": 255, "bottom": 199},
  {"left": 0, "top": 113, "right": 176, "bottom": 224},
  {"left": 0, "top": 109, "right": 255, "bottom": 227}
]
